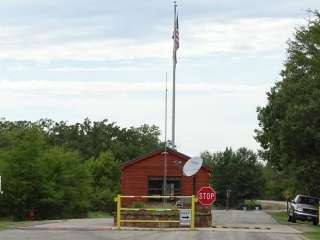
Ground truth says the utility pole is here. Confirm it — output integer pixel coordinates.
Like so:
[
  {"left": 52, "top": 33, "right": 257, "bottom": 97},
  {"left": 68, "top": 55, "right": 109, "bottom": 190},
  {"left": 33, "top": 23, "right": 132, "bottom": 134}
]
[
  {"left": 226, "top": 189, "right": 231, "bottom": 210},
  {"left": 163, "top": 73, "right": 168, "bottom": 203}
]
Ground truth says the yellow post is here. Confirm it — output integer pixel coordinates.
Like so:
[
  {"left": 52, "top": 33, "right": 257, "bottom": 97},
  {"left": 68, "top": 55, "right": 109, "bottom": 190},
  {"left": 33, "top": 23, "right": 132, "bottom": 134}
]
[
  {"left": 318, "top": 206, "right": 320, "bottom": 225},
  {"left": 116, "top": 194, "right": 121, "bottom": 229},
  {"left": 191, "top": 195, "right": 196, "bottom": 230}
]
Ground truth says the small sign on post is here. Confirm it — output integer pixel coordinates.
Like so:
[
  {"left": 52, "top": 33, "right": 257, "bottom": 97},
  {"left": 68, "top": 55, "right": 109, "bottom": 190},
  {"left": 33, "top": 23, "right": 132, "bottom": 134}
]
[
  {"left": 197, "top": 186, "right": 216, "bottom": 206},
  {"left": 179, "top": 209, "right": 191, "bottom": 226}
]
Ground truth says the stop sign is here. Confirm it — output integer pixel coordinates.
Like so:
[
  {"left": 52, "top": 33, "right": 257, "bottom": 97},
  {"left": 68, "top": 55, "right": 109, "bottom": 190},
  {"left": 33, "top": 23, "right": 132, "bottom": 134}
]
[{"left": 197, "top": 186, "right": 216, "bottom": 206}]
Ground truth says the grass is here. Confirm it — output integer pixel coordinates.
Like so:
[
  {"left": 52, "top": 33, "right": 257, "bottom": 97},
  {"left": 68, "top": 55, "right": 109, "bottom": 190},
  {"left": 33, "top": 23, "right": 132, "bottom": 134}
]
[
  {"left": 304, "top": 232, "right": 320, "bottom": 240},
  {"left": 0, "top": 211, "right": 112, "bottom": 231},
  {"left": 268, "top": 211, "right": 320, "bottom": 240},
  {"left": 0, "top": 219, "right": 28, "bottom": 230},
  {"left": 0, "top": 217, "right": 49, "bottom": 231},
  {"left": 87, "top": 211, "right": 112, "bottom": 218},
  {"left": 269, "top": 211, "right": 288, "bottom": 223}
]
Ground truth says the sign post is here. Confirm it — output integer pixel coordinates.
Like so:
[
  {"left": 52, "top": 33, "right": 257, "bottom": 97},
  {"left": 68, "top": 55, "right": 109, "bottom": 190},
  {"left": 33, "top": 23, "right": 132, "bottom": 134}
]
[
  {"left": 191, "top": 195, "right": 196, "bottom": 230},
  {"left": 0, "top": 176, "right": 3, "bottom": 194}
]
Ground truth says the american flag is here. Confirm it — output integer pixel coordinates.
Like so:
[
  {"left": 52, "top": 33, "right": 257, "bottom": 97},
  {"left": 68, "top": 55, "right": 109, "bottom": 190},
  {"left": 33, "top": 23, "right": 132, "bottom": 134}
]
[{"left": 173, "top": 14, "right": 179, "bottom": 63}]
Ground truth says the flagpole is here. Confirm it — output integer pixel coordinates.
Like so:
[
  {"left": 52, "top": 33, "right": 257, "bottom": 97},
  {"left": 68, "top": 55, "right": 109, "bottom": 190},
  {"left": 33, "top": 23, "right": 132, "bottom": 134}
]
[{"left": 172, "top": 1, "right": 177, "bottom": 149}]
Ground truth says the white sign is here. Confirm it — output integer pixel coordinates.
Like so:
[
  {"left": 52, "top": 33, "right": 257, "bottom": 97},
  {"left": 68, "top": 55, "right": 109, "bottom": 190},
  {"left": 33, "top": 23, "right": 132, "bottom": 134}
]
[{"left": 179, "top": 209, "right": 191, "bottom": 226}]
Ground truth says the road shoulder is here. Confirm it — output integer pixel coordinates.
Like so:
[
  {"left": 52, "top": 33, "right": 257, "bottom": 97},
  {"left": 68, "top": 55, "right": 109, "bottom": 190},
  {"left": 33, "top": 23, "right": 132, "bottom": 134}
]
[{"left": 268, "top": 211, "right": 320, "bottom": 240}]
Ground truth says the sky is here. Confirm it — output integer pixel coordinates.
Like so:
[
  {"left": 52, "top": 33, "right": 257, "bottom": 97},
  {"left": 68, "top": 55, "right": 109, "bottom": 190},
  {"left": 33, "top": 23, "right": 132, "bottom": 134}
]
[{"left": 0, "top": 0, "right": 319, "bottom": 156}]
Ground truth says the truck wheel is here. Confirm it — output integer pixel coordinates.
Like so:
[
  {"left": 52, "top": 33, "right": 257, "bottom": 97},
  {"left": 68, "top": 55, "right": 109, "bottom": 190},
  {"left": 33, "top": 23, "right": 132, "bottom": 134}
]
[{"left": 313, "top": 220, "right": 318, "bottom": 226}]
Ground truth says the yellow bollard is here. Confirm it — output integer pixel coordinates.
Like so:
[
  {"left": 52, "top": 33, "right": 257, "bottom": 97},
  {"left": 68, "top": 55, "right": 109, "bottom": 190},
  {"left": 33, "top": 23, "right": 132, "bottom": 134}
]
[
  {"left": 191, "top": 195, "right": 196, "bottom": 230},
  {"left": 318, "top": 206, "right": 320, "bottom": 226},
  {"left": 116, "top": 194, "right": 121, "bottom": 229}
]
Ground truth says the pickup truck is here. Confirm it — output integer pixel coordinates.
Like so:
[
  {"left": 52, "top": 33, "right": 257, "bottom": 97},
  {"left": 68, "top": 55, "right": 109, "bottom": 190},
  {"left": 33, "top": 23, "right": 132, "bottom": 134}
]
[{"left": 288, "top": 195, "right": 319, "bottom": 225}]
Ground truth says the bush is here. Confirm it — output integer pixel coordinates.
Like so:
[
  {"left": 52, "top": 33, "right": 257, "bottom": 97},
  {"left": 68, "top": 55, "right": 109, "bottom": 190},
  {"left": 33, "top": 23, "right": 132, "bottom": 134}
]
[
  {"left": 239, "top": 200, "right": 261, "bottom": 210},
  {"left": 90, "top": 189, "right": 116, "bottom": 213},
  {"left": 132, "top": 202, "right": 145, "bottom": 209}
]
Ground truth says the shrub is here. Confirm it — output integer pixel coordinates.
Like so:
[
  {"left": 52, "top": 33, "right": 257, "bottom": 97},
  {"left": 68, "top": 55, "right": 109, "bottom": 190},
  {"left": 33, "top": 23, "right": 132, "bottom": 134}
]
[{"left": 132, "top": 202, "right": 145, "bottom": 209}]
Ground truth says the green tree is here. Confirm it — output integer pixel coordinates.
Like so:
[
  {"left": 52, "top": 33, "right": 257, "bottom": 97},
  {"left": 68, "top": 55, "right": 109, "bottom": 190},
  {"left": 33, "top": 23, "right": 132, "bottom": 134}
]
[
  {"left": 262, "top": 163, "right": 295, "bottom": 200},
  {"left": 37, "top": 147, "right": 92, "bottom": 219},
  {"left": 256, "top": 11, "right": 320, "bottom": 195},
  {"left": 0, "top": 124, "right": 92, "bottom": 219},
  {"left": 88, "top": 151, "right": 120, "bottom": 213},
  {"left": 109, "top": 124, "right": 162, "bottom": 163},
  {"left": 202, "top": 148, "right": 265, "bottom": 208},
  {"left": 0, "top": 117, "right": 162, "bottom": 218},
  {"left": 0, "top": 126, "right": 45, "bottom": 219},
  {"left": 39, "top": 118, "right": 162, "bottom": 162}
]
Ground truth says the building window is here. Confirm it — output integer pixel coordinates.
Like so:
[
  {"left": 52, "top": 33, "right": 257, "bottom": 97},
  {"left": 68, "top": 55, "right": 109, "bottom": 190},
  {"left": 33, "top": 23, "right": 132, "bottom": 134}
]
[{"left": 148, "top": 177, "right": 181, "bottom": 196}]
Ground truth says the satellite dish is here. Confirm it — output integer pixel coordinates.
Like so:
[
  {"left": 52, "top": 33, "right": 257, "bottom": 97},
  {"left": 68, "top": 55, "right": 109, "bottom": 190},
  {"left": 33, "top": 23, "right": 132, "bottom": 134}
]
[{"left": 183, "top": 157, "right": 203, "bottom": 176}]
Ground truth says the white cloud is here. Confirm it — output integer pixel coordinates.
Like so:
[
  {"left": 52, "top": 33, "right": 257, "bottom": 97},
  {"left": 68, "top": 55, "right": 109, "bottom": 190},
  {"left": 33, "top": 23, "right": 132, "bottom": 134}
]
[
  {"left": 0, "top": 12, "right": 304, "bottom": 155},
  {"left": 0, "top": 79, "right": 269, "bottom": 97},
  {"left": 48, "top": 66, "right": 142, "bottom": 72},
  {"left": 181, "top": 17, "right": 304, "bottom": 56},
  {"left": 0, "top": 17, "right": 303, "bottom": 62},
  {"left": 0, "top": 79, "right": 268, "bottom": 155}
]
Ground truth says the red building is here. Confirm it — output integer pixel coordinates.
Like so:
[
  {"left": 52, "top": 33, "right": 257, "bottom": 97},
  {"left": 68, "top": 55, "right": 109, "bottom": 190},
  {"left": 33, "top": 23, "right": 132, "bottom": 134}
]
[{"left": 120, "top": 148, "right": 211, "bottom": 197}]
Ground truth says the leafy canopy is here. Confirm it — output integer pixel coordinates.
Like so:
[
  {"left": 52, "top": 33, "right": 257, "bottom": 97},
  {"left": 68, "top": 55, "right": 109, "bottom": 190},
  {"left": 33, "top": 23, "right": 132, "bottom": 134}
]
[
  {"left": 202, "top": 147, "right": 265, "bottom": 207},
  {"left": 256, "top": 11, "right": 320, "bottom": 195}
]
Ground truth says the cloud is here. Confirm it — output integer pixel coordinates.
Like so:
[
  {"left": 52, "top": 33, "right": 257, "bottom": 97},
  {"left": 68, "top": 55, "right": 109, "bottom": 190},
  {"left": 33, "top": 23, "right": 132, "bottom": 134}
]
[
  {"left": 47, "top": 66, "right": 142, "bottom": 72},
  {"left": 181, "top": 17, "right": 304, "bottom": 57},
  {"left": 0, "top": 0, "right": 316, "bottom": 156},
  {"left": 0, "top": 17, "right": 304, "bottom": 62},
  {"left": 0, "top": 79, "right": 269, "bottom": 97},
  {"left": 0, "top": 78, "right": 268, "bottom": 155}
]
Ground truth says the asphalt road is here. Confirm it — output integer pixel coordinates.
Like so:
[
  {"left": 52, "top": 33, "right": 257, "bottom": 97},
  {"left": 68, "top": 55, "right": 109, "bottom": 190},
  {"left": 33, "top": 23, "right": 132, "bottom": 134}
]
[
  {"left": 0, "top": 211, "right": 303, "bottom": 240},
  {"left": 212, "top": 209, "right": 278, "bottom": 225},
  {"left": 0, "top": 229, "right": 303, "bottom": 240}
]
